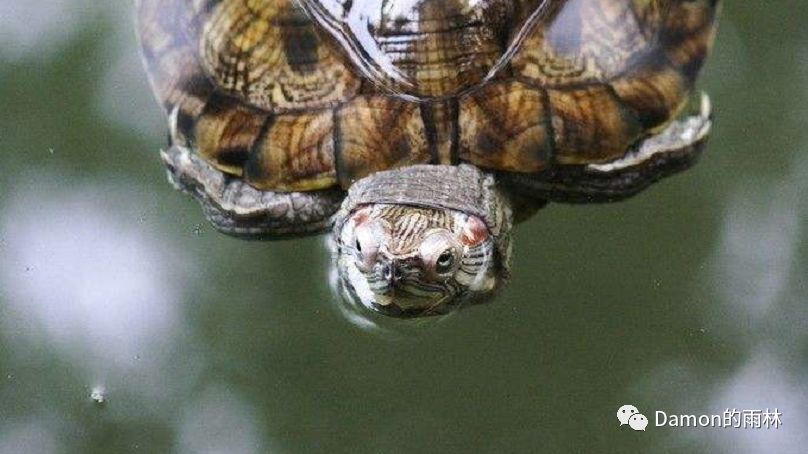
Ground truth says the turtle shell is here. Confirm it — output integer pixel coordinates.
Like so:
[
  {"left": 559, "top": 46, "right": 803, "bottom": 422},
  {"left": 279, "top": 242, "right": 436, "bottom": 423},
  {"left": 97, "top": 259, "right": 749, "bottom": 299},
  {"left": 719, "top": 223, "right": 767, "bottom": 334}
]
[{"left": 137, "top": 0, "right": 720, "bottom": 192}]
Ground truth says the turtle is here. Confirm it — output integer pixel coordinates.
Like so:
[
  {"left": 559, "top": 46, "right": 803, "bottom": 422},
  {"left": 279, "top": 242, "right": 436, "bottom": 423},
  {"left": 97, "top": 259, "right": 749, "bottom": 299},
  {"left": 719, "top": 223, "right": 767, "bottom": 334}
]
[{"left": 137, "top": 0, "right": 720, "bottom": 317}]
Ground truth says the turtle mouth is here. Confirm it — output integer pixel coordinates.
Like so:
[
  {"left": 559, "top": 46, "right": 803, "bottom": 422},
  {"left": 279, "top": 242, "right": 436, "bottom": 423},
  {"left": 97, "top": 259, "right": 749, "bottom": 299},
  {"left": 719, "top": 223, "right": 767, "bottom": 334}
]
[
  {"left": 366, "top": 274, "right": 459, "bottom": 317},
  {"left": 336, "top": 257, "right": 461, "bottom": 318},
  {"left": 370, "top": 291, "right": 460, "bottom": 318},
  {"left": 335, "top": 249, "right": 500, "bottom": 319}
]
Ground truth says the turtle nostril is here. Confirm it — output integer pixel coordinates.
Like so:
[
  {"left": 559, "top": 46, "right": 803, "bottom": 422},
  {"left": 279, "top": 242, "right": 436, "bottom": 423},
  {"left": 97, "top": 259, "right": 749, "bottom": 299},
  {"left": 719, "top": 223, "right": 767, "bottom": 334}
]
[{"left": 382, "top": 262, "right": 402, "bottom": 283}]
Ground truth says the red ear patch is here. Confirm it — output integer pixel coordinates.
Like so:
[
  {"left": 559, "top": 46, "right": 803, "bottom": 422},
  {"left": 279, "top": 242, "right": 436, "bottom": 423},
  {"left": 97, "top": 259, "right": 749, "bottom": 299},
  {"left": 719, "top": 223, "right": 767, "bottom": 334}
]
[
  {"left": 350, "top": 206, "right": 371, "bottom": 226},
  {"left": 461, "top": 215, "right": 489, "bottom": 246}
]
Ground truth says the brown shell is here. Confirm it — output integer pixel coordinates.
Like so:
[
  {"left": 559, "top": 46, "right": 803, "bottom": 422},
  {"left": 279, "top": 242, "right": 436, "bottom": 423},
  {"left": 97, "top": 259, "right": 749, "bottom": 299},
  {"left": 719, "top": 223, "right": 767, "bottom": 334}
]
[{"left": 138, "top": 0, "right": 720, "bottom": 192}]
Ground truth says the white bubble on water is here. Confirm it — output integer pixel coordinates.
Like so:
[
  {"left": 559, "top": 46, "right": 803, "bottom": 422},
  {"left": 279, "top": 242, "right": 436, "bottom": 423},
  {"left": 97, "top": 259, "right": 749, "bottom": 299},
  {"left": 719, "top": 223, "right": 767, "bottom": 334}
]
[{"left": 90, "top": 386, "right": 107, "bottom": 405}]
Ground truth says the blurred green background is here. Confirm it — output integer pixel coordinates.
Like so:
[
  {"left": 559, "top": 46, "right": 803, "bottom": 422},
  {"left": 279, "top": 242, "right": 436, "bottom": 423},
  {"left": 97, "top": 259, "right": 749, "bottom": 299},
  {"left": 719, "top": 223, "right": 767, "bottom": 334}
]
[{"left": 0, "top": 1, "right": 806, "bottom": 453}]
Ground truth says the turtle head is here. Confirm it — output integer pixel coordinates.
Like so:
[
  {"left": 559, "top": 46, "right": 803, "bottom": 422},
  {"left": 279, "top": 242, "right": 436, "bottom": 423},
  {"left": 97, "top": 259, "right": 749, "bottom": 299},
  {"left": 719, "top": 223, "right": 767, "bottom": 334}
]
[
  {"left": 337, "top": 204, "right": 499, "bottom": 316},
  {"left": 333, "top": 165, "right": 512, "bottom": 318}
]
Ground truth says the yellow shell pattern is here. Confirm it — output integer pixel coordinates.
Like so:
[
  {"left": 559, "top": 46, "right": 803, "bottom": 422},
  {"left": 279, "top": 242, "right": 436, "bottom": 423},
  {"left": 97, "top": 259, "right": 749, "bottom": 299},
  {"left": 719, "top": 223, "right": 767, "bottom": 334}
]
[{"left": 138, "top": 0, "right": 720, "bottom": 191}]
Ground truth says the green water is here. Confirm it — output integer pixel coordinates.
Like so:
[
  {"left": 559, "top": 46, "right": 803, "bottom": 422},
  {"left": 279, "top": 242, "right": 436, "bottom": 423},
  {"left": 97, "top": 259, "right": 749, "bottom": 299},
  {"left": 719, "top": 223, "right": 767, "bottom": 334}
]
[{"left": 0, "top": 2, "right": 806, "bottom": 453}]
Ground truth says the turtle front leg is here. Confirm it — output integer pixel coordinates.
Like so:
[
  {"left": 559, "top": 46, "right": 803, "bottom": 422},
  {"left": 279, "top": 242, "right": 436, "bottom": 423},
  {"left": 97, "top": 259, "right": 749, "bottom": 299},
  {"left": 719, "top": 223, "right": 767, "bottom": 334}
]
[
  {"left": 501, "top": 94, "right": 713, "bottom": 204},
  {"left": 161, "top": 146, "right": 344, "bottom": 239}
]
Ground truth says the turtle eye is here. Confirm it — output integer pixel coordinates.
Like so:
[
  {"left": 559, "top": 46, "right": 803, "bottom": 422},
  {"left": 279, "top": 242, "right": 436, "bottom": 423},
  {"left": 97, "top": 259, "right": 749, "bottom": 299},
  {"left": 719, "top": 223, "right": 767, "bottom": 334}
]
[
  {"left": 420, "top": 230, "right": 461, "bottom": 278},
  {"left": 353, "top": 221, "right": 384, "bottom": 272},
  {"left": 435, "top": 249, "right": 456, "bottom": 274}
]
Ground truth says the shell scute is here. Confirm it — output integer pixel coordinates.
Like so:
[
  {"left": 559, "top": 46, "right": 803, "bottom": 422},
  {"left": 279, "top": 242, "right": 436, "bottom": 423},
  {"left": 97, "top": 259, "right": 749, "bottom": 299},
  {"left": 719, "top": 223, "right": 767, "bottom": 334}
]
[
  {"left": 459, "top": 81, "right": 553, "bottom": 172},
  {"left": 138, "top": 0, "right": 720, "bottom": 190},
  {"left": 335, "top": 96, "right": 432, "bottom": 188}
]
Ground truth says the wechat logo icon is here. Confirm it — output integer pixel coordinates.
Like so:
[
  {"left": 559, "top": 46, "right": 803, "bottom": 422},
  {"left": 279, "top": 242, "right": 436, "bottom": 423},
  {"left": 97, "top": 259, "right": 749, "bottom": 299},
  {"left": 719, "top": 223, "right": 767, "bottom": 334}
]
[{"left": 617, "top": 405, "right": 649, "bottom": 431}]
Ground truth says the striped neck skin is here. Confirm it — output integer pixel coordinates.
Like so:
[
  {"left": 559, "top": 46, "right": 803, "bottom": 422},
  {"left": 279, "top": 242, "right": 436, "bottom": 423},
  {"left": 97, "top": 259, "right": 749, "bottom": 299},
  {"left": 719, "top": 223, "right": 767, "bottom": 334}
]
[{"left": 335, "top": 203, "right": 502, "bottom": 317}]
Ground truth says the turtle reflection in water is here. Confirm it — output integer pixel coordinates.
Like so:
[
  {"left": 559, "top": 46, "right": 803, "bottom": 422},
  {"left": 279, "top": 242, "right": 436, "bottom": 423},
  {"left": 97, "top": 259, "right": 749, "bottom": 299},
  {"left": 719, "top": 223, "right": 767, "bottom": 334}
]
[{"left": 137, "top": 0, "right": 720, "bottom": 317}]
